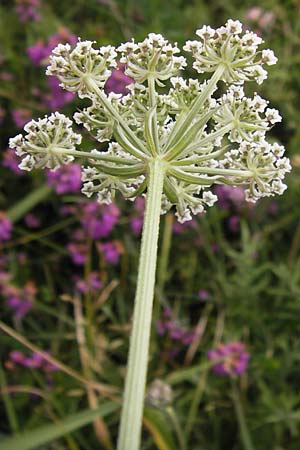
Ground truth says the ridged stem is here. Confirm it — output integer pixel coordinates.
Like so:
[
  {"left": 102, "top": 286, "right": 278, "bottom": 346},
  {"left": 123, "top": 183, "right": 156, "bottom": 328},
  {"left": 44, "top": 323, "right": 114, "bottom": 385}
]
[{"left": 117, "top": 158, "right": 166, "bottom": 450}]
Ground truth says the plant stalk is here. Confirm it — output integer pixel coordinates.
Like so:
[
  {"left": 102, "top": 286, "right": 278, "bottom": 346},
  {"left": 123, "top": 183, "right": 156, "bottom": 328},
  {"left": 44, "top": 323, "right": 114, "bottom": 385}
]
[
  {"left": 231, "top": 380, "right": 255, "bottom": 450},
  {"left": 117, "top": 158, "right": 165, "bottom": 450}
]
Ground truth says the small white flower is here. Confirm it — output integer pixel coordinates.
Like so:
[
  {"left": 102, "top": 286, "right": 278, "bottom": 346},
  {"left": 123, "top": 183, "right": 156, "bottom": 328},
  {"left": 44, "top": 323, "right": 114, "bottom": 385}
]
[
  {"left": 225, "top": 19, "right": 243, "bottom": 35},
  {"left": 81, "top": 181, "right": 95, "bottom": 197},
  {"left": 18, "top": 155, "right": 35, "bottom": 171},
  {"left": 175, "top": 208, "right": 192, "bottom": 224},
  {"left": 196, "top": 25, "right": 215, "bottom": 40},
  {"left": 262, "top": 49, "right": 278, "bottom": 65},
  {"left": 265, "top": 108, "right": 282, "bottom": 124},
  {"left": 97, "top": 189, "right": 112, "bottom": 205},
  {"left": 203, "top": 191, "right": 218, "bottom": 206}
]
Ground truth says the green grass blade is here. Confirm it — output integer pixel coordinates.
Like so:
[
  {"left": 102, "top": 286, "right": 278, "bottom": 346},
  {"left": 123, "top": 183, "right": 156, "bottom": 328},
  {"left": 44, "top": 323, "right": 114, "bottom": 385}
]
[{"left": 0, "top": 402, "right": 119, "bottom": 450}]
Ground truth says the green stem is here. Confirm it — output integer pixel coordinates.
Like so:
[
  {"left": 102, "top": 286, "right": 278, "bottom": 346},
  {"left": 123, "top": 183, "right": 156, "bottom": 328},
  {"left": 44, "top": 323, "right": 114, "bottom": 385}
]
[
  {"left": 185, "top": 371, "right": 207, "bottom": 444},
  {"left": 6, "top": 185, "right": 53, "bottom": 223},
  {"left": 85, "top": 78, "right": 149, "bottom": 158},
  {"left": 157, "top": 213, "right": 173, "bottom": 300},
  {"left": 231, "top": 380, "right": 255, "bottom": 450},
  {"left": 117, "top": 158, "right": 165, "bottom": 450},
  {"left": 148, "top": 76, "right": 160, "bottom": 153},
  {"left": 166, "top": 406, "right": 186, "bottom": 450},
  {"left": 0, "top": 363, "right": 19, "bottom": 433}
]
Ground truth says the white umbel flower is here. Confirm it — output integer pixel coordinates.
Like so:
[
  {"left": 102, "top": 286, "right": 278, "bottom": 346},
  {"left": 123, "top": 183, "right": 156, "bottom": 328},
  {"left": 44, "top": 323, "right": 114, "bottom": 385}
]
[{"left": 9, "top": 112, "right": 81, "bottom": 171}]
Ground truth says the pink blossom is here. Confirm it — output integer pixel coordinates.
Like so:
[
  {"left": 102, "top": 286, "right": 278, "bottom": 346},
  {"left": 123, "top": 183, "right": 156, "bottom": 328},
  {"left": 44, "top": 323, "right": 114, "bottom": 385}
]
[
  {"left": 98, "top": 241, "right": 122, "bottom": 265},
  {"left": 105, "top": 63, "right": 134, "bottom": 95},
  {"left": 3, "top": 281, "right": 36, "bottom": 319},
  {"left": 15, "top": 0, "right": 41, "bottom": 23},
  {"left": 12, "top": 109, "right": 32, "bottom": 128},
  {"left": 198, "top": 289, "right": 210, "bottom": 301},
  {"left": 46, "top": 164, "right": 81, "bottom": 194},
  {"left": 43, "top": 76, "right": 75, "bottom": 110},
  {"left": 246, "top": 7, "right": 262, "bottom": 21},
  {"left": 214, "top": 185, "right": 245, "bottom": 209},
  {"left": 24, "top": 213, "right": 41, "bottom": 228},
  {"left": 8, "top": 350, "right": 59, "bottom": 372},
  {"left": 207, "top": 342, "right": 250, "bottom": 377},
  {"left": 80, "top": 202, "right": 120, "bottom": 240},
  {"left": 27, "top": 27, "right": 77, "bottom": 67},
  {"left": 2, "top": 148, "right": 24, "bottom": 176},
  {"left": 74, "top": 272, "right": 102, "bottom": 294},
  {"left": 0, "top": 212, "right": 12, "bottom": 242}
]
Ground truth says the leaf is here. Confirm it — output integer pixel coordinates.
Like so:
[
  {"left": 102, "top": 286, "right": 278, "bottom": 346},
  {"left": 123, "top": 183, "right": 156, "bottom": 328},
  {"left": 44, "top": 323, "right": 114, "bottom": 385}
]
[
  {"left": 0, "top": 402, "right": 119, "bottom": 450},
  {"left": 143, "top": 408, "right": 177, "bottom": 450}
]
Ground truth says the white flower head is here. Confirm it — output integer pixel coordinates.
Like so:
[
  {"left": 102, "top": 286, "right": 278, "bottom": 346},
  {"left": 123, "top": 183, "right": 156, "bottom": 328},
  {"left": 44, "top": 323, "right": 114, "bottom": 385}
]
[
  {"left": 8, "top": 21, "right": 289, "bottom": 224},
  {"left": 9, "top": 112, "right": 81, "bottom": 171},
  {"left": 46, "top": 39, "right": 117, "bottom": 98}
]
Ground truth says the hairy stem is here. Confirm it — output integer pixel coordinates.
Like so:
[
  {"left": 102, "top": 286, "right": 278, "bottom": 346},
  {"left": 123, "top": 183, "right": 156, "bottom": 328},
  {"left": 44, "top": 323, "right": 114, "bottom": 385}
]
[{"left": 117, "top": 158, "right": 165, "bottom": 450}]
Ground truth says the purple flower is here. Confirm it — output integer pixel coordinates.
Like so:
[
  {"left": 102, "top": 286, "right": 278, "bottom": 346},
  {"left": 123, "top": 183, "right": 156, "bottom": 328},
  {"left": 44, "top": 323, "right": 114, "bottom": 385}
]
[
  {"left": 0, "top": 212, "right": 12, "bottom": 242},
  {"left": 12, "top": 109, "right": 32, "bottom": 128},
  {"left": 9, "top": 351, "right": 25, "bottom": 364},
  {"left": 228, "top": 215, "right": 240, "bottom": 233},
  {"left": 43, "top": 76, "right": 75, "bottom": 109},
  {"left": 67, "top": 243, "right": 88, "bottom": 265},
  {"left": 130, "top": 217, "right": 143, "bottom": 235},
  {"left": 214, "top": 185, "right": 245, "bottom": 210},
  {"left": 80, "top": 202, "right": 120, "bottom": 240},
  {"left": 198, "top": 289, "right": 210, "bottom": 301},
  {"left": 207, "top": 342, "right": 250, "bottom": 377},
  {"left": 98, "top": 241, "right": 122, "bottom": 265},
  {"left": 27, "top": 27, "right": 77, "bottom": 67},
  {"left": 105, "top": 63, "right": 133, "bottom": 95},
  {"left": 23, "top": 352, "right": 44, "bottom": 368},
  {"left": 74, "top": 272, "right": 102, "bottom": 294},
  {"left": 15, "top": 0, "right": 41, "bottom": 23},
  {"left": 0, "top": 106, "right": 5, "bottom": 124},
  {"left": 27, "top": 40, "right": 48, "bottom": 66},
  {"left": 155, "top": 308, "right": 195, "bottom": 349},
  {"left": 2, "top": 148, "right": 24, "bottom": 175},
  {"left": 130, "top": 197, "right": 144, "bottom": 235},
  {"left": 4, "top": 281, "right": 36, "bottom": 319},
  {"left": 24, "top": 213, "right": 41, "bottom": 228},
  {"left": 46, "top": 163, "right": 82, "bottom": 194},
  {"left": 8, "top": 350, "right": 59, "bottom": 372},
  {"left": 172, "top": 219, "right": 197, "bottom": 234}
]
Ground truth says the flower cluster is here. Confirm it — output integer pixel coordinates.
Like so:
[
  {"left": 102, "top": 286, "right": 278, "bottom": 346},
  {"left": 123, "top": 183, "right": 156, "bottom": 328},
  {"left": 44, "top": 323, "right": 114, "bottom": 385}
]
[
  {"left": 118, "top": 33, "right": 186, "bottom": 85},
  {"left": 146, "top": 379, "right": 173, "bottom": 409},
  {"left": 46, "top": 40, "right": 117, "bottom": 98},
  {"left": 207, "top": 341, "right": 250, "bottom": 377},
  {"left": 8, "top": 350, "right": 58, "bottom": 372},
  {"left": 15, "top": 0, "right": 41, "bottom": 23},
  {"left": 1, "top": 275, "right": 35, "bottom": 319},
  {"left": 10, "top": 21, "right": 290, "bottom": 223},
  {"left": 156, "top": 308, "right": 195, "bottom": 357},
  {"left": 74, "top": 272, "right": 102, "bottom": 294},
  {"left": 9, "top": 112, "right": 81, "bottom": 171},
  {"left": 184, "top": 20, "right": 277, "bottom": 84}
]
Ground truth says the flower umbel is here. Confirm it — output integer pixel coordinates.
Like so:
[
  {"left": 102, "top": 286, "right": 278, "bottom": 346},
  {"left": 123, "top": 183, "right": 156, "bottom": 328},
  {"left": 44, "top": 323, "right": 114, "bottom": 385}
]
[
  {"left": 10, "top": 112, "right": 81, "bottom": 171},
  {"left": 10, "top": 22, "right": 290, "bottom": 222}
]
